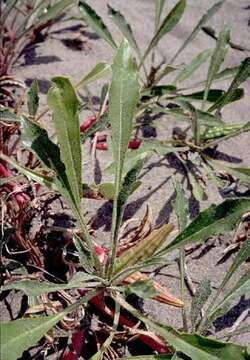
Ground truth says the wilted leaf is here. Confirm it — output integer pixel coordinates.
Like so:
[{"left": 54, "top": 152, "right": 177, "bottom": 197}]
[
  {"left": 113, "top": 223, "right": 174, "bottom": 275},
  {"left": 158, "top": 198, "right": 250, "bottom": 255},
  {"left": 79, "top": 1, "right": 116, "bottom": 48}
]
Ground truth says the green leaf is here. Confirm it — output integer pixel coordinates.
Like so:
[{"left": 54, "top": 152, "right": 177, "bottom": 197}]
[
  {"left": 20, "top": 116, "right": 69, "bottom": 185},
  {"left": 38, "top": 0, "right": 76, "bottom": 24},
  {"left": 109, "top": 39, "right": 140, "bottom": 189},
  {"left": 27, "top": 79, "right": 39, "bottom": 117},
  {"left": 180, "top": 89, "right": 226, "bottom": 103},
  {"left": 47, "top": 76, "right": 82, "bottom": 208},
  {"left": 209, "top": 57, "right": 250, "bottom": 113},
  {"left": 79, "top": 1, "right": 116, "bottom": 49},
  {"left": 116, "top": 295, "right": 249, "bottom": 360},
  {"left": 152, "top": 106, "right": 224, "bottom": 128},
  {"left": 205, "top": 239, "right": 250, "bottom": 321},
  {"left": 174, "top": 49, "right": 211, "bottom": 84},
  {"left": 126, "top": 279, "right": 159, "bottom": 299},
  {"left": 20, "top": 115, "right": 76, "bottom": 207},
  {"left": 201, "top": 124, "right": 248, "bottom": 141},
  {"left": 0, "top": 292, "right": 96, "bottom": 360},
  {"left": 0, "top": 107, "right": 20, "bottom": 123},
  {"left": 108, "top": 39, "right": 140, "bottom": 274},
  {"left": 120, "top": 356, "right": 173, "bottom": 360},
  {"left": 2, "top": 272, "right": 100, "bottom": 297},
  {"left": 201, "top": 122, "right": 250, "bottom": 148},
  {"left": 191, "top": 279, "right": 211, "bottom": 329},
  {"left": 158, "top": 198, "right": 250, "bottom": 255},
  {"left": 203, "top": 25, "right": 230, "bottom": 108},
  {"left": 73, "top": 234, "right": 94, "bottom": 273},
  {"left": 170, "top": 1, "right": 225, "bottom": 63},
  {"left": 0, "top": 153, "right": 55, "bottom": 189},
  {"left": 143, "top": 85, "right": 177, "bottom": 98},
  {"left": 107, "top": 5, "right": 141, "bottom": 57},
  {"left": 143, "top": 0, "right": 186, "bottom": 61},
  {"left": 187, "top": 170, "right": 207, "bottom": 202},
  {"left": 76, "top": 63, "right": 111, "bottom": 88},
  {"left": 212, "top": 269, "right": 250, "bottom": 316},
  {"left": 172, "top": 177, "right": 188, "bottom": 232},
  {"left": 202, "top": 26, "right": 250, "bottom": 52},
  {"left": 155, "top": 0, "right": 166, "bottom": 31}
]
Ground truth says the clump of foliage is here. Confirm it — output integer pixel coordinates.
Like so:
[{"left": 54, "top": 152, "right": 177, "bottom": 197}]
[
  {"left": 0, "top": 0, "right": 77, "bottom": 104},
  {"left": 1, "top": 1, "right": 250, "bottom": 359}
]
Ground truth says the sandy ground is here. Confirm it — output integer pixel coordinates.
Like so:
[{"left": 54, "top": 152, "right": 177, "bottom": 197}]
[{"left": 2, "top": 0, "right": 250, "bottom": 352}]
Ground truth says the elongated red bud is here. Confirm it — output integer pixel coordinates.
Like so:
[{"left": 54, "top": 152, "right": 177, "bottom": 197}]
[{"left": 80, "top": 115, "right": 96, "bottom": 133}]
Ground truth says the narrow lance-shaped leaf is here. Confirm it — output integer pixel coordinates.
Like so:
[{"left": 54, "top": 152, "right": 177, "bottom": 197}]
[
  {"left": 142, "top": 0, "right": 186, "bottom": 62},
  {"left": 2, "top": 272, "right": 100, "bottom": 297},
  {"left": 108, "top": 39, "right": 140, "bottom": 273},
  {"left": 113, "top": 158, "right": 146, "bottom": 241},
  {"left": 20, "top": 116, "right": 73, "bottom": 197},
  {"left": 116, "top": 295, "right": 249, "bottom": 360},
  {"left": 211, "top": 269, "right": 250, "bottom": 317},
  {"left": 155, "top": 0, "right": 166, "bottom": 31},
  {"left": 173, "top": 49, "right": 211, "bottom": 84},
  {"left": 37, "top": 0, "right": 77, "bottom": 24},
  {"left": 27, "top": 79, "right": 39, "bottom": 117},
  {"left": 172, "top": 177, "right": 188, "bottom": 231},
  {"left": 170, "top": 0, "right": 225, "bottom": 63},
  {"left": 188, "top": 171, "right": 208, "bottom": 202},
  {"left": 191, "top": 279, "right": 211, "bottom": 329},
  {"left": 202, "top": 25, "right": 230, "bottom": 109},
  {"left": 79, "top": 1, "right": 116, "bottom": 49},
  {"left": 209, "top": 57, "right": 250, "bottom": 113},
  {"left": 0, "top": 291, "right": 97, "bottom": 360},
  {"left": 47, "top": 77, "right": 82, "bottom": 208},
  {"left": 158, "top": 198, "right": 250, "bottom": 255},
  {"left": 0, "top": 107, "right": 20, "bottom": 123},
  {"left": 215, "top": 239, "right": 250, "bottom": 300},
  {"left": 76, "top": 63, "right": 111, "bottom": 89},
  {"left": 107, "top": 5, "right": 141, "bottom": 57},
  {"left": 120, "top": 355, "right": 173, "bottom": 360}
]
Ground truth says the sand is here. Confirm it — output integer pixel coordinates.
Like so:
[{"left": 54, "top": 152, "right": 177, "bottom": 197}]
[{"left": 2, "top": 0, "right": 250, "bottom": 352}]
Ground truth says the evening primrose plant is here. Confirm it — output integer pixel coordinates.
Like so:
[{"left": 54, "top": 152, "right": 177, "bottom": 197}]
[{"left": 1, "top": 39, "right": 250, "bottom": 360}]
